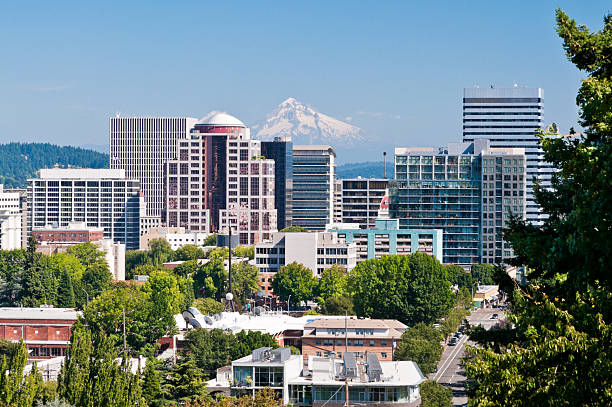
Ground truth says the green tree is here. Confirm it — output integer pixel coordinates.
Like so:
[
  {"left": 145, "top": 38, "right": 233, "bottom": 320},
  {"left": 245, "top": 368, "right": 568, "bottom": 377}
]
[
  {"left": 0, "top": 340, "right": 45, "bottom": 407},
  {"left": 130, "top": 264, "right": 163, "bottom": 277},
  {"left": 177, "top": 275, "right": 195, "bottom": 311},
  {"left": 315, "top": 265, "right": 347, "bottom": 303},
  {"left": 125, "top": 250, "right": 153, "bottom": 278},
  {"left": 143, "top": 270, "right": 184, "bottom": 334},
  {"left": 202, "top": 234, "right": 217, "bottom": 246},
  {"left": 271, "top": 262, "right": 317, "bottom": 304},
  {"left": 192, "top": 297, "right": 225, "bottom": 315},
  {"left": 0, "top": 249, "right": 26, "bottom": 306},
  {"left": 166, "top": 356, "right": 209, "bottom": 403},
  {"left": 419, "top": 380, "right": 452, "bottom": 407},
  {"left": 232, "top": 246, "right": 254, "bottom": 260},
  {"left": 47, "top": 253, "right": 85, "bottom": 281},
  {"left": 464, "top": 10, "right": 612, "bottom": 406},
  {"left": 80, "top": 262, "right": 112, "bottom": 300},
  {"left": 206, "top": 247, "right": 229, "bottom": 260},
  {"left": 193, "top": 258, "right": 227, "bottom": 300},
  {"left": 279, "top": 226, "right": 308, "bottom": 232},
  {"left": 231, "top": 262, "right": 259, "bottom": 304},
  {"left": 394, "top": 323, "right": 443, "bottom": 375},
  {"left": 173, "top": 260, "right": 199, "bottom": 277},
  {"left": 174, "top": 245, "right": 206, "bottom": 262},
  {"left": 142, "top": 359, "right": 163, "bottom": 407},
  {"left": 445, "top": 265, "right": 473, "bottom": 290},
  {"left": 148, "top": 239, "right": 173, "bottom": 266},
  {"left": 66, "top": 242, "right": 106, "bottom": 269},
  {"left": 470, "top": 263, "right": 495, "bottom": 285},
  {"left": 319, "top": 295, "right": 354, "bottom": 316},
  {"left": 348, "top": 253, "right": 453, "bottom": 325},
  {"left": 22, "top": 238, "right": 57, "bottom": 307},
  {"left": 57, "top": 269, "right": 75, "bottom": 308},
  {"left": 57, "top": 324, "right": 143, "bottom": 407}
]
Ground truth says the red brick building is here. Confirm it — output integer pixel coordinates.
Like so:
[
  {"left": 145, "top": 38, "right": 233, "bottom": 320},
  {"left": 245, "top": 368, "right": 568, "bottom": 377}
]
[
  {"left": 32, "top": 222, "right": 104, "bottom": 244},
  {"left": 302, "top": 318, "right": 407, "bottom": 362},
  {"left": 0, "top": 307, "right": 80, "bottom": 359}
]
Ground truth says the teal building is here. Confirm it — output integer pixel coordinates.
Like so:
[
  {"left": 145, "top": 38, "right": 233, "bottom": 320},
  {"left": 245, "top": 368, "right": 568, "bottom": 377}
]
[{"left": 328, "top": 218, "right": 443, "bottom": 263}]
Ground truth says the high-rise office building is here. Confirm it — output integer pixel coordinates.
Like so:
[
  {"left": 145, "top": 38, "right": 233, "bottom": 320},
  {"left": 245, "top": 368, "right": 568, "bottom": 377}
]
[
  {"left": 110, "top": 117, "right": 198, "bottom": 220},
  {"left": 390, "top": 140, "right": 525, "bottom": 266},
  {"left": 261, "top": 137, "right": 293, "bottom": 230},
  {"left": 462, "top": 87, "right": 548, "bottom": 223},
  {"left": 27, "top": 169, "right": 141, "bottom": 250},
  {"left": 339, "top": 178, "right": 388, "bottom": 229},
  {"left": 164, "top": 113, "right": 276, "bottom": 245},
  {"left": 292, "top": 145, "right": 336, "bottom": 231}
]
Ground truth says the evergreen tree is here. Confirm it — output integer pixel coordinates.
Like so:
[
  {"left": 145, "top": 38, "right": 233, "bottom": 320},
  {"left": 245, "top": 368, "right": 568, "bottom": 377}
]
[
  {"left": 57, "top": 269, "right": 75, "bottom": 308},
  {"left": 0, "top": 340, "right": 45, "bottom": 407},
  {"left": 22, "top": 237, "right": 57, "bottom": 307},
  {"left": 142, "top": 359, "right": 163, "bottom": 407},
  {"left": 167, "top": 356, "right": 209, "bottom": 403}
]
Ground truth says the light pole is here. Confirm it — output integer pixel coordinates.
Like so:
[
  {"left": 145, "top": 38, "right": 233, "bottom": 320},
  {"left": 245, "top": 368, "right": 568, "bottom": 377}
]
[{"left": 287, "top": 295, "right": 291, "bottom": 315}]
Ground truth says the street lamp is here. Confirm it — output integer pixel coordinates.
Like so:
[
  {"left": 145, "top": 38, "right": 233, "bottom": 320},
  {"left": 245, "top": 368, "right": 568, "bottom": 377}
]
[{"left": 287, "top": 295, "right": 291, "bottom": 315}]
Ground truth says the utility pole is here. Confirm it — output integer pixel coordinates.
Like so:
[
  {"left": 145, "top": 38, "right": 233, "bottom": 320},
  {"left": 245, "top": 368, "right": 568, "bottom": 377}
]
[
  {"left": 225, "top": 226, "right": 236, "bottom": 312},
  {"left": 383, "top": 151, "right": 387, "bottom": 179},
  {"left": 344, "top": 311, "right": 348, "bottom": 356},
  {"left": 122, "top": 307, "right": 127, "bottom": 353}
]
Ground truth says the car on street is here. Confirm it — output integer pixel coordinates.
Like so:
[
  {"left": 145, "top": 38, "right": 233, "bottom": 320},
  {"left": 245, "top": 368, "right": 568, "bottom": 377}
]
[
  {"left": 449, "top": 337, "right": 458, "bottom": 346},
  {"left": 491, "top": 313, "right": 499, "bottom": 319}
]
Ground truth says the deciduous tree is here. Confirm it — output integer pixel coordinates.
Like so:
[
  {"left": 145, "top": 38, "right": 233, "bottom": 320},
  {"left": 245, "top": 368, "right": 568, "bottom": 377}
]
[{"left": 271, "top": 262, "right": 317, "bottom": 304}]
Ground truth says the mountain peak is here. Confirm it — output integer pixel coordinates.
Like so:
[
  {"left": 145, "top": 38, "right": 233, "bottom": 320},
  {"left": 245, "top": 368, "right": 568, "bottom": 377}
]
[{"left": 252, "top": 98, "right": 365, "bottom": 146}]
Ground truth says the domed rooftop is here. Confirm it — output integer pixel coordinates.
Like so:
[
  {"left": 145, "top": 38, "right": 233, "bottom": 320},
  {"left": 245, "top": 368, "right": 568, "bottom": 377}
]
[{"left": 197, "top": 112, "right": 245, "bottom": 127}]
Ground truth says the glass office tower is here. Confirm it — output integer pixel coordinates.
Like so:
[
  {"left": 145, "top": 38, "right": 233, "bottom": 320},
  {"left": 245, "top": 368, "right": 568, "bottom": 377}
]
[
  {"left": 262, "top": 137, "right": 293, "bottom": 230},
  {"left": 390, "top": 139, "right": 525, "bottom": 266}
]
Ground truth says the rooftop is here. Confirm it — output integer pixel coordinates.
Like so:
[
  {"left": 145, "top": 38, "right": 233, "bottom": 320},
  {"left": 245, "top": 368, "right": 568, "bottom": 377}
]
[
  {"left": 197, "top": 112, "right": 245, "bottom": 127},
  {"left": 305, "top": 318, "right": 407, "bottom": 330},
  {"left": 0, "top": 307, "right": 81, "bottom": 321},
  {"left": 36, "top": 168, "right": 128, "bottom": 180}
]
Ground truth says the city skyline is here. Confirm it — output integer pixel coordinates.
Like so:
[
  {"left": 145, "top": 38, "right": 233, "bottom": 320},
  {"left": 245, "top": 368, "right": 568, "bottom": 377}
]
[{"left": 0, "top": 1, "right": 607, "bottom": 162}]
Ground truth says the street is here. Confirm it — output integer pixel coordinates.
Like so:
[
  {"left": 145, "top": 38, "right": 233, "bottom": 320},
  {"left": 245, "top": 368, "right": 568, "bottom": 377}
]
[{"left": 430, "top": 307, "right": 504, "bottom": 406}]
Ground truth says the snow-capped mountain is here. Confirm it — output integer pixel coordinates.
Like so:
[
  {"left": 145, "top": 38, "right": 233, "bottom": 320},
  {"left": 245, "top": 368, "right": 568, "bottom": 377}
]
[{"left": 252, "top": 98, "right": 365, "bottom": 146}]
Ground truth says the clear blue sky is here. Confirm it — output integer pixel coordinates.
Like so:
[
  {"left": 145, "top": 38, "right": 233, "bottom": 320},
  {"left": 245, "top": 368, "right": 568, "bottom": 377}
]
[{"left": 0, "top": 1, "right": 609, "bottom": 161}]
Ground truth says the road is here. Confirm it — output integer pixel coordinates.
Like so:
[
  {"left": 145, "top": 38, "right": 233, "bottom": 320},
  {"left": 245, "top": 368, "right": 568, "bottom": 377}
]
[{"left": 430, "top": 307, "right": 504, "bottom": 407}]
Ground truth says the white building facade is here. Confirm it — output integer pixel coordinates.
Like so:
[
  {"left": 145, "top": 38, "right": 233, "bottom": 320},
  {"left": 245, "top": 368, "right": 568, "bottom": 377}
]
[
  {"left": 27, "top": 169, "right": 141, "bottom": 250},
  {"left": 463, "top": 87, "right": 550, "bottom": 224},
  {"left": 110, "top": 117, "right": 198, "bottom": 219}
]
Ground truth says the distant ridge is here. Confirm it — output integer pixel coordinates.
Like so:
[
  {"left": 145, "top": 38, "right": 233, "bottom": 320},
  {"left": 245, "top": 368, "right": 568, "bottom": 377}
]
[
  {"left": 0, "top": 142, "right": 108, "bottom": 188},
  {"left": 336, "top": 161, "right": 387, "bottom": 179}
]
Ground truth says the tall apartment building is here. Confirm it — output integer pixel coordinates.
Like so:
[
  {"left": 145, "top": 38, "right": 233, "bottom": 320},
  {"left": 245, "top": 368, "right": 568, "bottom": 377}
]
[
  {"left": 339, "top": 178, "right": 388, "bottom": 229},
  {"left": 292, "top": 146, "right": 335, "bottom": 231},
  {"left": 390, "top": 139, "right": 525, "bottom": 266},
  {"left": 164, "top": 113, "right": 276, "bottom": 245},
  {"left": 27, "top": 169, "right": 141, "bottom": 250},
  {"left": 332, "top": 179, "right": 342, "bottom": 223},
  {"left": 462, "top": 87, "right": 548, "bottom": 223},
  {"left": 261, "top": 137, "right": 293, "bottom": 230},
  {"left": 110, "top": 117, "right": 198, "bottom": 220},
  {"left": 0, "top": 184, "right": 25, "bottom": 249}
]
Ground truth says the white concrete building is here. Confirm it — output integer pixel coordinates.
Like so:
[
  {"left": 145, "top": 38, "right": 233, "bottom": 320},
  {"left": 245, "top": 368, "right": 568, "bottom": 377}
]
[
  {"left": 463, "top": 87, "right": 550, "bottom": 224},
  {"left": 0, "top": 184, "right": 26, "bottom": 248},
  {"left": 255, "top": 231, "right": 357, "bottom": 276},
  {"left": 27, "top": 169, "right": 141, "bottom": 250},
  {"left": 0, "top": 210, "right": 22, "bottom": 250},
  {"left": 110, "top": 116, "right": 198, "bottom": 220},
  {"left": 140, "top": 226, "right": 213, "bottom": 250}
]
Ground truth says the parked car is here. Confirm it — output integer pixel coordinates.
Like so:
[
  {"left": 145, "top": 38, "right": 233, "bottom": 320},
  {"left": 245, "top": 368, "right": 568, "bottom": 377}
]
[
  {"left": 449, "top": 337, "right": 458, "bottom": 346},
  {"left": 455, "top": 332, "right": 463, "bottom": 339},
  {"left": 491, "top": 313, "right": 499, "bottom": 319}
]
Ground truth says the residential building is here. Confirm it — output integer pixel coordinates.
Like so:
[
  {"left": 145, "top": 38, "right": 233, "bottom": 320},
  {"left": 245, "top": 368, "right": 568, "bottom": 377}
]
[
  {"left": 292, "top": 146, "right": 335, "bottom": 231},
  {"left": 332, "top": 179, "right": 342, "bottom": 223},
  {"left": 0, "top": 307, "right": 80, "bottom": 359},
  {"left": 254, "top": 231, "right": 357, "bottom": 293},
  {"left": 328, "top": 219, "right": 443, "bottom": 263},
  {"left": 217, "top": 347, "right": 425, "bottom": 406},
  {"left": 462, "top": 87, "right": 549, "bottom": 224},
  {"left": 0, "top": 184, "right": 27, "bottom": 247},
  {"left": 0, "top": 210, "right": 21, "bottom": 250},
  {"left": 302, "top": 318, "right": 407, "bottom": 362},
  {"left": 110, "top": 116, "right": 198, "bottom": 220},
  {"left": 338, "top": 178, "right": 388, "bottom": 229},
  {"left": 27, "top": 169, "right": 141, "bottom": 250},
  {"left": 262, "top": 137, "right": 293, "bottom": 230},
  {"left": 140, "top": 226, "right": 212, "bottom": 250},
  {"left": 391, "top": 139, "right": 526, "bottom": 265},
  {"left": 164, "top": 113, "right": 276, "bottom": 245}
]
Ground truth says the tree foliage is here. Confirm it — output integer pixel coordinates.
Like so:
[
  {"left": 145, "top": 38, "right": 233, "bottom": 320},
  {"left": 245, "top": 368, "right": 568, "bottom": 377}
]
[
  {"left": 0, "top": 340, "right": 46, "bottom": 407},
  {"left": 464, "top": 9, "right": 612, "bottom": 406},
  {"left": 446, "top": 265, "right": 473, "bottom": 290},
  {"left": 394, "top": 323, "right": 443, "bottom": 375},
  {"left": 315, "top": 265, "right": 347, "bottom": 302},
  {"left": 271, "top": 262, "right": 317, "bottom": 304},
  {"left": 419, "top": 380, "right": 452, "bottom": 407},
  {"left": 348, "top": 253, "right": 453, "bottom": 325},
  {"left": 279, "top": 226, "right": 308, "bottom": 232},
  {"left": 470, "top": 264, "right": 495, "bottom": 286},
  {"left": 319, "top": 295, "right": 354, "bottom": 316}
]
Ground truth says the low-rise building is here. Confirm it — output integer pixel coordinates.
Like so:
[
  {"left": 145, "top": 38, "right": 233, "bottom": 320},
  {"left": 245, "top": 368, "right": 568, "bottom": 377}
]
[
  {"left": 302, "top": 318, "right": 407, "bottom": 362},
  {"left": 213, "top": 347, "right": 425, "bottom": 406},
  {"left": 0, "top": 210, "right": 22, "bottom": 250},
  {"left": 140, "top": 226, "right": 213, "bottom": 250},
  {"left": 254, "top": 231, "right": 357, "bottom": 294},
  {"left": 0, "top": 307, "right": 80, "bottom": 359},
  {"left": 328, "top": 219, "right": 443, "bottom": 263}
]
